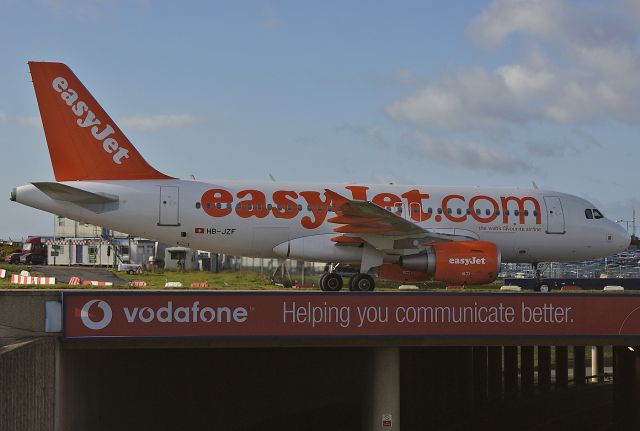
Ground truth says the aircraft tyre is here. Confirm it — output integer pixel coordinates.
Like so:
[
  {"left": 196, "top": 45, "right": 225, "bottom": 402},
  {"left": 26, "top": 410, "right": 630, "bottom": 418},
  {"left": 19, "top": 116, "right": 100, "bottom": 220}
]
[
  {"left": 322, "top": 273, "right": 343, "bottom": 292},
  {"left": 349, "top": 273, "right": 375, "bottom": 292},
  {"left": 535, "top": 282, "right": 551, "bottom": 293},
  {"left": 319, "top": 273, "right": 328, "bottom": 291}
]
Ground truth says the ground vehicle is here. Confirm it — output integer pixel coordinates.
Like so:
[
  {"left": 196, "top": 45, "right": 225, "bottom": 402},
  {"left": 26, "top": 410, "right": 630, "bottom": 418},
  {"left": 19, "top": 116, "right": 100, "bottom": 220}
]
[
  {"left": 4, "top": 252, "right": 22, "bottom": 264},
  {"left": 19, "top": 236, "right": 47, "bottom": 265}
]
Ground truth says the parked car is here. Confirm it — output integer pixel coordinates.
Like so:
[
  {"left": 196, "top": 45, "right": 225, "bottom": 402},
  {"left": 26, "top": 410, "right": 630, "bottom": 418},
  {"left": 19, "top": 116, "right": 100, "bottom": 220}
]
[
  {"left": 19, "top": 253, "right": 46, "bottom": 265},
  {"left": 4, "top": 252, "right": 22, "bottom": 264}
]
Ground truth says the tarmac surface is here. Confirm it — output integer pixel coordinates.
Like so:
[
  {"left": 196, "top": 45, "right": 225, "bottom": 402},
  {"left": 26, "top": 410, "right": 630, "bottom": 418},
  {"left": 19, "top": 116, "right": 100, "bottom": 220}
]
[{"left": 26, "top": 265, "right": 126, "bottom": 285}]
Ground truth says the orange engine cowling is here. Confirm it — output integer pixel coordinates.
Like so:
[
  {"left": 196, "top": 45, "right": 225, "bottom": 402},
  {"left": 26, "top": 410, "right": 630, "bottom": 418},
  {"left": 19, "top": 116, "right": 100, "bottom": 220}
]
[{"left": 398, "top": 241, "right": 501, "bottom": 285}]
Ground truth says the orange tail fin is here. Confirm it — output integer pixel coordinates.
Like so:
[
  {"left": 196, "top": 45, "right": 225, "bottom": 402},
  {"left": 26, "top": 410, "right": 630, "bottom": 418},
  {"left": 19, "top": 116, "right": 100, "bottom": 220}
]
[{"left": 28, "top": 62, "right": 172, "bottom": 181}]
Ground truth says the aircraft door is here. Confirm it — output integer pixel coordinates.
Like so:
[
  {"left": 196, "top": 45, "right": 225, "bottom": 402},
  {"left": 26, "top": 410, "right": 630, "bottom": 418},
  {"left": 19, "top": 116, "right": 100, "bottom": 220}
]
[
  {"left": 543, "top": 196, "right": 565, "bottom": 234},
  {"left": 159, "top": 186, "right": 180, "bottom": 226}
]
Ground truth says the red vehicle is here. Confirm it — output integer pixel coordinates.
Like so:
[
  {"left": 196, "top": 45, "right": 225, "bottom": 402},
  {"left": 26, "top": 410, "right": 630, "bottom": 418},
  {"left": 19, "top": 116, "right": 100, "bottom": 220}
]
[
  {"left": 19, "top": 236, "right": 47, "bottom": 265},
  {"left": 4, "top": 252, "right": 22, "bottom": 264}
]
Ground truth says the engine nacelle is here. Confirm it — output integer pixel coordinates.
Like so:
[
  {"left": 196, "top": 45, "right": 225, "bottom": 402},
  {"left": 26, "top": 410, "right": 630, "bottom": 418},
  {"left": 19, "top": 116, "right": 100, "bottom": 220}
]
[{"left": 399, "top": 241, "right": 501, "bottom": 285}]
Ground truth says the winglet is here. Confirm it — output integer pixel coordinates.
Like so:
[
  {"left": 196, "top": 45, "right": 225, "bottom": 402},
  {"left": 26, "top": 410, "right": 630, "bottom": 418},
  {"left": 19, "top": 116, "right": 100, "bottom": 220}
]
[{"left": 28, "top": 62, "right": 173, "bottom": 181}]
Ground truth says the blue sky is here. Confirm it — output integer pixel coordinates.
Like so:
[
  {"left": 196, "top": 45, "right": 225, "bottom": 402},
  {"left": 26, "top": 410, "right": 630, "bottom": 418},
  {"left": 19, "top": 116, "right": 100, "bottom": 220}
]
[{"left": 1, "top": 0, "right": 639, "bottom": 239}]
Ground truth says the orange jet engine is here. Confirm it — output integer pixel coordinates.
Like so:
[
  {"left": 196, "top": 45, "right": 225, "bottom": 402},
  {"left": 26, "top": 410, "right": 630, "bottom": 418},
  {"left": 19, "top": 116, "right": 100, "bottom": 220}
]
[{"left": 398, "top": 241, "right": 501, "bottom": 285}]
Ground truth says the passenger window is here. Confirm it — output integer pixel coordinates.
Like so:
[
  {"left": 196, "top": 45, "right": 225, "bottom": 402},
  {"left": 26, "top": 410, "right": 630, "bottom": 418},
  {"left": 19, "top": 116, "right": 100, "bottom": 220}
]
[
  {"left": 485, "top": 209, "right": 491, "bottom": 216},
  {"left": 496, "top": 210, "right": 500, "bottom": 216},
  {"left": 593, "top": 209, "right": 604, "bottom": 219},
  {"left": 447, "top": 208, "right": 452, "bottom": 214},
  {"left": 216, "top": 203, "right": 222, "bottom": 209},
  {"left": 456, "top": 208, "right": 462, "bottom": 215},
  {"left": 585, "top": 209, "right": 593, "bottom": 219},
  {"left": 533, "top": 210, "right": 537, "bottom": 217},
  {"left": 297, "top": 204, "right": 303, "bottom": 211},
  {"left": 466, "top": 209, "right": 471, "bottom": 215},
  {"left": 505, "top": 210, "right": 510, "bottom": 216},
  {"left": 514, "top": 210, "right": 519, "bottom": 216},
  {"left": 476, "top": 209, "right": 481, "bottom": 215},
  {"left": 227, "top": 203, "right": 232, "bottom": 209},
  {"left": 277, "top": 204, "right": 283, "bottom": 210},
  {"left": 328, "top": 205, "right": 333, "bottom": 212},
  {"left": 307, "top": 205, "right": 312, "bottom": 211},
  {"left": 205, "top": 203, "right": 210, "bottom": 209},
  {"left": 196, "top": 202, "right": 201, "bottom": 209},
  {"left": 437, "top": 208, "right": 442, "bottom": 215},
  {"left": 428, "top": 208, "right": 433, "bottom": 214},
  {"left": 267, "top": 204, "right": 273, "bottom": 210},
  {"left": 524, "top": 210, "right": 529, "bottom": 216}
]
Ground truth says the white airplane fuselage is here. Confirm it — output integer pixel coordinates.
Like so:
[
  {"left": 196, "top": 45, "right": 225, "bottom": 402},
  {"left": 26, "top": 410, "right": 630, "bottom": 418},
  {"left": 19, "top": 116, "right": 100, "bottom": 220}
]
[{"left": 13, "top": 179, "right": 631, "bottom": 264}]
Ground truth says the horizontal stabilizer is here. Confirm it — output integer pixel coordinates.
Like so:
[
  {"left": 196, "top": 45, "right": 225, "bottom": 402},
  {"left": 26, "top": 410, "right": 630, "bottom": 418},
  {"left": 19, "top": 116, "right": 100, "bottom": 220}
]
[{"left": 32, "top": 182, "right": 118, "bottom": 207}]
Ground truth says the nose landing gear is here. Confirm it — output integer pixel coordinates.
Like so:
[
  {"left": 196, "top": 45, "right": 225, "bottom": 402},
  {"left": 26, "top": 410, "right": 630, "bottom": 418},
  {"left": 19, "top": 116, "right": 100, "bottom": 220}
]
[{"left": 533, "top": 262, "right": 552, "bottom": 293}]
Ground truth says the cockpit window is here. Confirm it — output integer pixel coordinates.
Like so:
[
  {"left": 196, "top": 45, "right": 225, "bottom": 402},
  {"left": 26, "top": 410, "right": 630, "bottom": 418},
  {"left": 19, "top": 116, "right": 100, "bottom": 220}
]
[
  {"left": 585, "top": 209, "right": 593, "bottom": 219},
  {"left": 593, "top": 209, "right": 604, "bottom": 219}
]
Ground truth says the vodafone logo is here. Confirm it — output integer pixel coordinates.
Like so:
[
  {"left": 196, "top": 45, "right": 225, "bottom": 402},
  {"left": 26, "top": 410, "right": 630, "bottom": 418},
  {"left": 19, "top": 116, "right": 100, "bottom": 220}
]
[{"left": 80, "top": 299, "right": 113, "bottom": 330}]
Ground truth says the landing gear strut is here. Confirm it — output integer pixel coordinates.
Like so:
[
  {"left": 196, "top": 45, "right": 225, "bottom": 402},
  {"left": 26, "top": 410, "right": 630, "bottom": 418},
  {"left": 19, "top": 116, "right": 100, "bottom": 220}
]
[{"left": 533, "top": 262, "right": 551, "bottom": 293}]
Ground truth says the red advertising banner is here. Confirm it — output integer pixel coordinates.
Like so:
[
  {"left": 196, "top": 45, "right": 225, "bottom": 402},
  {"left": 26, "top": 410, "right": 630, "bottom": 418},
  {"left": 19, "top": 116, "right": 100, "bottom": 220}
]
[{"left": 63, "top": 292, "right": 640, "bottom": 339}]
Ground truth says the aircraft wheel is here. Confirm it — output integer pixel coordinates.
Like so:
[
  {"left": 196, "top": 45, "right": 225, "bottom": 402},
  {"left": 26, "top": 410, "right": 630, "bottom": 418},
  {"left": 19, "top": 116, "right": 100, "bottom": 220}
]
[
  {"left": 322, "top": 273, "right": 343, "bottom": 292},
  {"left": 536, "top": 282, "right": 551, "bottom": 293},
  {"left": 350, "top": 273, "right": 375, "bottom": 292},
  {"left": 319, "top": 273, "right": 329, "bottom": 291}
]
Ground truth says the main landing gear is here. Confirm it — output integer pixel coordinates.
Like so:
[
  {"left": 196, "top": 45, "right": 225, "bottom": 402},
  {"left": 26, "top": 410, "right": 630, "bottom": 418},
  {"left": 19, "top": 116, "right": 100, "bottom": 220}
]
[
  {"left": 533, "top": 262, "right": 551, "bottom": 293},
  {"left": 319, "top": 265, "right": 376, "bottom": 292}
]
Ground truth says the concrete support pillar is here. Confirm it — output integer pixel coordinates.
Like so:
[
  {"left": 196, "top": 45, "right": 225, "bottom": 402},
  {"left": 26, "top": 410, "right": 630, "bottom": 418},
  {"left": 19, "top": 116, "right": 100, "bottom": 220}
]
[
  {"left": 367, "top": 347, "right": 400, "bottom": 431},
  {"left": 555, "top": 346, "right": 568, "bottom": 389},
  {"left": 592, "top": 346, "right": 605, "bottom": 383},
  {"left": 473, "top": 346, "right": 488, "bottom": 405},
  {"left": 503, "top": 346, "right": 518, "bottom": 398},
  {"left": 573, "top": 346, "right": 586, "bottom": 386},
  {"left": 487, "top": 346, "right": 502, "bottom": 401},
  {"left": 520, "top": 346, "right": 534, "bottom": 396},
  {"left": 538, "top": 346, "right": 551, "bottom": 392},
  {"left": 613, "top": 346, "right": 638, "bottom": 428}
]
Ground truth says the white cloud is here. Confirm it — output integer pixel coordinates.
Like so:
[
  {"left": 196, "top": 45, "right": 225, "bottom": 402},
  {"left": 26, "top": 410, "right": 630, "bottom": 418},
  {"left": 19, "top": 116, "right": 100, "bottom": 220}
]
[
  {"left": 388, "top": 0, "right": 640, "bottom": 132},
  {"left": 118, "top": 114, "right": 199, "bottom": 131},
  {"left": 408, "top": 134, "right": 535, "bottom": 174}
]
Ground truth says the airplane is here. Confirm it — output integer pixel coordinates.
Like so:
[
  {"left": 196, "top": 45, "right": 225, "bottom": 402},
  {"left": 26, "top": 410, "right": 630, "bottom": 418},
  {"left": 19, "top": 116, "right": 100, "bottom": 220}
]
[{"left": 11, "top": 62, "right": 632, "bottom": 292}]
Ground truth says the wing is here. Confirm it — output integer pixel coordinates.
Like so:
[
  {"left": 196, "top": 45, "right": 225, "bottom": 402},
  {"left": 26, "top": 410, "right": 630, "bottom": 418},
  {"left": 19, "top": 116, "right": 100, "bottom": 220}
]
[{"left": 325, "top": 189, "right": 477, "bottom": 254}]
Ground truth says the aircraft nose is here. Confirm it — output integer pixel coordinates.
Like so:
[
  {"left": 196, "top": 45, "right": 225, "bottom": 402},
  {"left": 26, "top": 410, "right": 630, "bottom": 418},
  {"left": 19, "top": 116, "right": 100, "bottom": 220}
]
[{"left": 612, "top": 223, "right": 631, "bottom": 252}]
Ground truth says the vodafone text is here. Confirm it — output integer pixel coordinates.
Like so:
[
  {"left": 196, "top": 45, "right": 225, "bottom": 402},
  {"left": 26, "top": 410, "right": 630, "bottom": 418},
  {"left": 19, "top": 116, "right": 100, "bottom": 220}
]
[
  {"left": 51, "top": 77, "right": 130, "bottom": 165},
  {"left": 122, "top": 301, "right": 248, "bottom": 324},
  {"left": 201, "top": 186, "right": 542, "bottom": 229}
]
